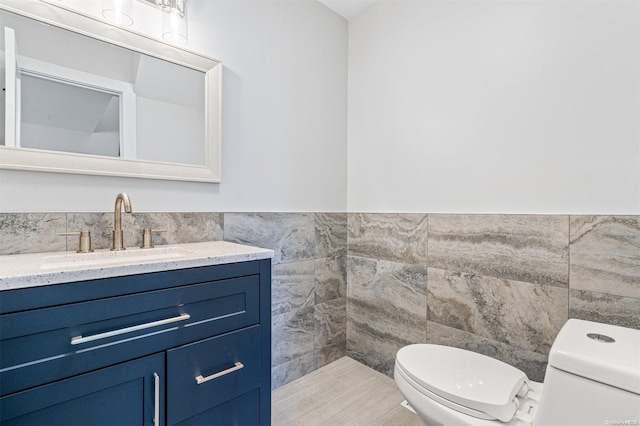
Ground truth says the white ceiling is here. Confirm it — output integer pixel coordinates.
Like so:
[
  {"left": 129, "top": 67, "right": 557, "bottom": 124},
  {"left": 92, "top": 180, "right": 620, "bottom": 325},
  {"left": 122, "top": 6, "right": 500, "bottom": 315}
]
[{"left": 317, "top": 0, "right": 378, "bottom": 20}]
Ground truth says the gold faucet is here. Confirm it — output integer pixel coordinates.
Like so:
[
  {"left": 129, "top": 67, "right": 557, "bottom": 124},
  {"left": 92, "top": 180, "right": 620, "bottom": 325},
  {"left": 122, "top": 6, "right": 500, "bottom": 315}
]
[{"left": 111, "top": 192, "right": 132, "bottom": 251}]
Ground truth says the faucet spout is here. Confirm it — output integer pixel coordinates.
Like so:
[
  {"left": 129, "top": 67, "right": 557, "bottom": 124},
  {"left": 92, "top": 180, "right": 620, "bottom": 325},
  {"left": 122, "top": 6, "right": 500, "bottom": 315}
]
[{"left": 112, "top": 192, "right": 132, "bottom": 251}]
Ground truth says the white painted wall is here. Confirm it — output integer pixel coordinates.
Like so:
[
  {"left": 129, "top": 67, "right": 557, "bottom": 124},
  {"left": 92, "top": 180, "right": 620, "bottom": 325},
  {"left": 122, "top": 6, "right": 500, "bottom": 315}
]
[
  {"left": 347, "top": 0, "right": 640, "bottom": 214},
  {"left": 0, "top": 0, "right": 348, "bottom": 212},
  {"left": 3, "top": 0, "right": 638, "bottom": 214}
]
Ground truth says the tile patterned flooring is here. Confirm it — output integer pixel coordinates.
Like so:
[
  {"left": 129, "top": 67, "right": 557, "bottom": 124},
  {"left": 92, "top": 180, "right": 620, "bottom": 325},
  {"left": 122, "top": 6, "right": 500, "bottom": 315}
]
[{"left": 272, "top": 357, "right": 421, "bottom": 426}]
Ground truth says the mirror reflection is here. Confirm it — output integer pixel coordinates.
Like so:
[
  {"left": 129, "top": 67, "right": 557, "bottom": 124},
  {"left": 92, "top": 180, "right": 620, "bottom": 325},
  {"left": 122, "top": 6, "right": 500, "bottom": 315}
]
[
  {"left": 1, "top": 8, "right": 206, "bottom": 167},
  {"left": 20, "top": 73, "right": 121, "bottom": 158}
]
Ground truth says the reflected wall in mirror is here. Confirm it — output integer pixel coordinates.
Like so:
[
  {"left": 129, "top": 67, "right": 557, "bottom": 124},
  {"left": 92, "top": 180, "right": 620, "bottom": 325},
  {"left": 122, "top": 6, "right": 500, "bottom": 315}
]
[
  {"left": 0, "top": 0, "right": 221, "bottom": 182},
  {"left": 19, "top": 72, "right": 122, "bottom": 158}
]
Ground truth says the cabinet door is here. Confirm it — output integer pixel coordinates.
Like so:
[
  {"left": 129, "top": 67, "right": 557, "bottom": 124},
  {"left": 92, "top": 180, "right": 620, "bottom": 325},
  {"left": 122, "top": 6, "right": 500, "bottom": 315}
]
[
  {"left": 0, "top": 353, "right": 165, "bottom": 426},
  {"left": 174, "top": 389, "right": 260, "bottom": 426}
]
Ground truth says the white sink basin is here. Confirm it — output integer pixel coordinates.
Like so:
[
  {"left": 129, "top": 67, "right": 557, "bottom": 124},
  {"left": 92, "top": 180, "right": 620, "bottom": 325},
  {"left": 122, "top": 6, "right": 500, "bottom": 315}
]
[{"left": 40, "top": 246, "right": 196, "bottom": 270}]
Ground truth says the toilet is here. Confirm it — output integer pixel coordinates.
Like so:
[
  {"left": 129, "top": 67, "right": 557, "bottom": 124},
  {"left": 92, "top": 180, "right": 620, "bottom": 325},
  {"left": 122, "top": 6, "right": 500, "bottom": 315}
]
[{"left": 394, "top": 319, "right": 640, "bottom": 426}]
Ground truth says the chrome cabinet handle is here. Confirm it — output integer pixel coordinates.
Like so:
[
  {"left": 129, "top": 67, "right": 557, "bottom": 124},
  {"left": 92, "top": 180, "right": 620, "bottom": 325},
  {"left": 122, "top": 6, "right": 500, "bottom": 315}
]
[
  {"left": 70, "top": 313, "right": 190, "bottom": 345},
  {"left": 153, "top": 373, "right": 160, "bottom": 426},
  {"left": 195, "top": 362, "right": 244, "bottom": 385}
]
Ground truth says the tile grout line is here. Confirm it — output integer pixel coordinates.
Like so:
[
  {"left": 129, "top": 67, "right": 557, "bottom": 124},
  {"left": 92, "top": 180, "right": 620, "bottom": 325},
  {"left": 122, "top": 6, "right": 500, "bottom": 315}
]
[
  {"left": 567, "top": 214, "right": 571, "bottom": 320},
  {"left": 425, "top": 213, "right": 429, "bottom": 343}
]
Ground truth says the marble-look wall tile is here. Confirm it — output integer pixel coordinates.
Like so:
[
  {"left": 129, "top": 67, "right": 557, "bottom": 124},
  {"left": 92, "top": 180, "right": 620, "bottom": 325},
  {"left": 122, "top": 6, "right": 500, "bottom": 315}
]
[
  {"left": 135, "top": 213, "right": 223, "bottom": 244},
  {"left": 428, "top": 215, "right": 569, "bottom": 287},
  {"left": 347, "top": 213, "right": 428, "bottom": 264},
  {"left": 315, "top": 213, "right": 347, "bottom": 258},
  {"left": 346, "top": 255, "right": 428, "bottom": 377},
  {"left": 427, "top": 321, "right": 548, "bottom": 382},
  {"left": 224, "top": 213, "right": 316, "bottom": 264},
  {"left": 347, "top": 256, "right": 427, "bottom": 324},
  {"left": 315, "top": 343, "right": 347, "bottom": 373},
  {"left": 272, "top": 260, "right": 315, "bottom": 316},
  {"left": 347, "top": 298, "right": 426, "bottom": 377},
  {"left": 271, "top": 353, "right": 316, "bottom": 390},
  {"left": 427, "top": 268, "right": 568, "bottom": 355},
  {"left": 66, "top": 212, "right": 223, "bottom": 251},
  {"left": 221, "top": 213, "right": 347, "bottom": 388},
  {"left": 569, "top": 289, "right": 640, "bottom": 330},
  {"left": 272, "top": 306, "right": 315, "bottom": 366},
  {"left": 0, "top": 213, "right": 67, "bottom": 255},
  {"left": 315, "top": 298, "right": 347, "bottom": 369},
  {"left": 570, "top": 216, "right": 640, "bottom": 298},
  {"left": 315, "top": 256, "right": 346, "bottom": 304}
]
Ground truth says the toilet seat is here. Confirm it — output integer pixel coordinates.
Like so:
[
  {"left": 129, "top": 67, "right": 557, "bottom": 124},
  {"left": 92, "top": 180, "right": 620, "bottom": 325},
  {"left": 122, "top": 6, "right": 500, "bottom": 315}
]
[
  {"left": 395, "top": 362, "right": 499, "bottom": 421},
  {"left": 395, "top": 344, "right": 531, "bottom": 422}
]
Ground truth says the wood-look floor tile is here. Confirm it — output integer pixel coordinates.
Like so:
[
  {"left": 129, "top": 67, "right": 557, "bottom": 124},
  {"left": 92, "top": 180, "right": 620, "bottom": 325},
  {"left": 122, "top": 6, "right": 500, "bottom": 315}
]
[{"left": 272, "top": 357, "right": 420, "bottom": 426}]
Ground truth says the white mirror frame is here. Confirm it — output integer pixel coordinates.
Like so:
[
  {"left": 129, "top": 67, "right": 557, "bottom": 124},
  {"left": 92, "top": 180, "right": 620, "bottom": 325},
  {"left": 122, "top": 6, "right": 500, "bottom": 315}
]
[{"left": 0, "top": 0, "right": 221, "bottom": 182}]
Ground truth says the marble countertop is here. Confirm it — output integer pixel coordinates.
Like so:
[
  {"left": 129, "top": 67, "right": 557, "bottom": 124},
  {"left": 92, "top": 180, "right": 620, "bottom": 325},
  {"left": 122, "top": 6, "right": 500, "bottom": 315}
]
[{"left": 0, "top": 241, "right": 274, "bottom": 291}]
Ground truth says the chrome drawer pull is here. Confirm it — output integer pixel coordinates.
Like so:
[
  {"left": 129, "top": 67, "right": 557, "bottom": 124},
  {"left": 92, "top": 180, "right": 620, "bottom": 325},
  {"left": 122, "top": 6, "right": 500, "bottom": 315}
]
[
  {"left": 70, "top": 313, "right": 191, "bottom": 345},
  {"left": 153, "top": 373, "right": 160, "bottom": 426},
  {"left": 195, "top": 362, "right": 244, "bottom": 385}
]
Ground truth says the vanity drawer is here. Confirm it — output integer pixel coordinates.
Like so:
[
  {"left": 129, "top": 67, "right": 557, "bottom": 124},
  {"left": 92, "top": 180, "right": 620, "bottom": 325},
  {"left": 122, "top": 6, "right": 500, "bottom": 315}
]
[
  {"left": 0, "top": 275, "right": 259, "bottom": 396},
  {"left": 167, "top": 325, "right": 261, "bottom": 425}
]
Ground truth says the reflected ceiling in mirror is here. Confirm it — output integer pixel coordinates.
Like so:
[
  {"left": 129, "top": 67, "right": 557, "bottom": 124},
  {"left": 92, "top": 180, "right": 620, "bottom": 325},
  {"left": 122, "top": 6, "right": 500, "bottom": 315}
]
[{"left": 0, "top": 0, "right": 221, "bottom": 182}]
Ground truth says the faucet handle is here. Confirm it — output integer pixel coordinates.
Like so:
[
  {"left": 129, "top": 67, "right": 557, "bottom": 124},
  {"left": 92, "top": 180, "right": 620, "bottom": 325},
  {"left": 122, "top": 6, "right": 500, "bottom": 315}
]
[
  {"left": 59, "top": 230, "right": 93, "bottom": 253},
  {"left": 140, "top": 229, "right": 167, "bottom": 249}
]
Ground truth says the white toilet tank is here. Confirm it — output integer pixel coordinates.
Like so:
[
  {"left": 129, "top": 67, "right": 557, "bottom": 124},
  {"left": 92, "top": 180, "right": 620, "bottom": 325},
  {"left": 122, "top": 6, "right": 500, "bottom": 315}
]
[{"left": 534, "top": 319, "right": 640, "bottom": 426}]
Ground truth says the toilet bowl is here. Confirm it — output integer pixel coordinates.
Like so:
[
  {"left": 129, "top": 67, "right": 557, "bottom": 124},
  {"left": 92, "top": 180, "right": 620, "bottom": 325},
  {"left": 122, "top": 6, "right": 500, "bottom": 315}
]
[{"left": 394, "top": 319, "right": 640, "bottom": 426}]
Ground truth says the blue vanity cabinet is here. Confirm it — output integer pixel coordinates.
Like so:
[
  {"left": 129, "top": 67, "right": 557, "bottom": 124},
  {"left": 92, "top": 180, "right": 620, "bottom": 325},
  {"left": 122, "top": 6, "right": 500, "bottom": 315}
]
[{"left": 0, "top": 258, "right": 272, "bottom": 426}]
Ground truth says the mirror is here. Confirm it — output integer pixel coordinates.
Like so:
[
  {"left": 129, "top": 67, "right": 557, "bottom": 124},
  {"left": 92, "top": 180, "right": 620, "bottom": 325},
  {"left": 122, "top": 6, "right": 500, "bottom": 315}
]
[{"left": 0, "top": 0, "right": 221, "bottom": 182}]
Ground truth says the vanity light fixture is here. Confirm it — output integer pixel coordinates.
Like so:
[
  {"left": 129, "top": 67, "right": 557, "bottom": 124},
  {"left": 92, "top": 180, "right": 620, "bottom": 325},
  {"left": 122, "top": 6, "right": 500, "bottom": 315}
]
[
  {"left": 102, "top": 0, "right": 134, "bottom": 26},
  {"left": 101, "top": 0, "right": 188, "bottom": 45}
]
